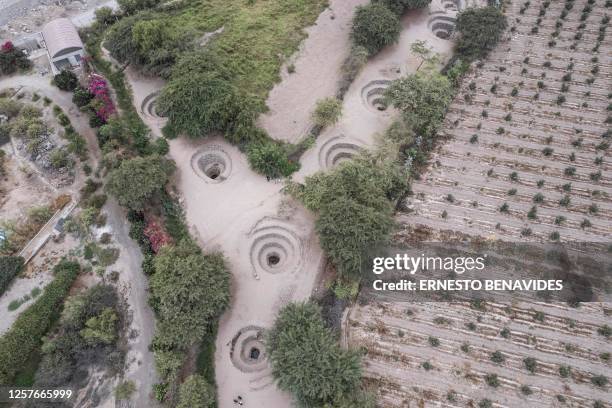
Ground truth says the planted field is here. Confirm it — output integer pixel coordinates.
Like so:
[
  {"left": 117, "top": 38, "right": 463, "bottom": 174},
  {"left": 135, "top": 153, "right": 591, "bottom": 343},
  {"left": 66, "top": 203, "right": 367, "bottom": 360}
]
[
  {"left": 347, "top": 300, "right": 611, "bottom": 407},
  {"left": 399, "top": 0, "right": 611, "bottom": 242},
  {"left": 347, "top": 1, "right": 611, "bottom": 406}
]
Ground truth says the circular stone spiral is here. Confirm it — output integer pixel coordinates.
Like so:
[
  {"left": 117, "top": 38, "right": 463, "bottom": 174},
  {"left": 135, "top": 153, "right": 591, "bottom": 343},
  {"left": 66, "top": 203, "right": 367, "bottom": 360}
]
[
  {"left": 190, "top": 145, "right": 233, "bottom": 183},
  {"left": 230, "top": 326, "right": 268, "bottom": 373},
  {"left": 248, "top": 218, "right": 303, "bottom": 277}
]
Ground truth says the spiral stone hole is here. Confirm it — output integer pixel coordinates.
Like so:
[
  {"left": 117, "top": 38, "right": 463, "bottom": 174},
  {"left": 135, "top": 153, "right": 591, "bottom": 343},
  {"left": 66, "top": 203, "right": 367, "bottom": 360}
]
[
  {"left": 267, "top": 253, "right": 281, "bottom": 267},
  {"left": 199, "top": 155, "right": 226, "bottom": 180},
  {"left": 249, "top": 347, "right": 261, "bottom": 360}
]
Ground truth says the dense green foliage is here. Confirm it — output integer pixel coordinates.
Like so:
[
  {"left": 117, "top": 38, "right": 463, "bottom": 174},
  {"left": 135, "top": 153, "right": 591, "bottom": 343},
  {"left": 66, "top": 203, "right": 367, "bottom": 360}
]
[
  {"left": 268, "top": 302, "right": 364, "bottom": 407},
  {"left": 385, "top": 70, "right": 453, "bottom": 138},
  {"left": 117, "top": 0, "right": 158, "bottom": 15},
  {"left": 33, "top": 284, "right": 123, "bottom": 387},
  {"left": 53, "top": 70, "right": 78, "bottom": 91},
  {"left": 351, "top": 3, "right": 401, "bottom": 55},
  {"left": 0, "top": 260, "right": 79, "bottom": 383},
  {"left": 150, "top": 241, "right": 230, "bottom": 380},
  {"left": 247, "top": 141, "right": 299, "bottom": 179},
  {"left": 374, "top": 0, "right": 431, "bottom": 15},
  {"left": 0, "top": 256, "right": 24, "bottom": 296},
  {"left": 177, "top": 374, "right": 215, "bottom": 408},
  {"left": 105, "top": 155, "right": 175, "bottom": 210},
  {"left": 105, "top": 13, "right": 193, "bottom": 78},
  {"left": 157, "top": 71, "right": 250, "bottom": 139},
  {"left": 292, "top": 156, "right": 405, "bottom": 277},
  {"left": 455, "top": 6, "right": 507, "bottom": 60}
]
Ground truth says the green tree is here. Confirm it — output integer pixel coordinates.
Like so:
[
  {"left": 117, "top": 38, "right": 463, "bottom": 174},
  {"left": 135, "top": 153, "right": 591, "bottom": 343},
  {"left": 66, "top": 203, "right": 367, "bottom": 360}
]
[
  {"left": 150, "top": 241, "right": 230, "bottom": 347},
  {"left": 247, "top": 141, "right": 298, "bottom": 179},
  {"left": 455, "top": 7, "right": 507, "bottom": 60},
  {"left": 375, "top": 0, "right": 432, "bottom": 15},
  {"left": 385, "top": 70, "right": 453, "bottom": 138},
  {"left": 317, "top": 196, "right": 393, "bottom": 277},
  {"left": 291, "top": 156, "right": 405, "bottom": 277},
  {"left": 117, "top": 0, "right": 158, "bottom": 15},
  {"left": 267, "top": 302, "right": 362, "bottom": 406},
  {"left": 105, "top": 155, "right": 175, "bottom": 210},
  {"left": 80, "top": 307, "right": 118, "bottom": 344},
  {"left": 53, "top": 70, "right": 78, "bottom": 91},
  {"left": 351, "top": 3, "right": 401, "bottom": 55},
  {"left": 177, "top": 374, "right": 215, "bottom": 408}
]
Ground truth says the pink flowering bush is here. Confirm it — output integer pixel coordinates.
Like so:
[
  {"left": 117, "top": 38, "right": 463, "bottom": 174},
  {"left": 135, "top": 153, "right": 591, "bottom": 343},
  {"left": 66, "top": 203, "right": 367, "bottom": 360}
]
[
  {"left": 87, "top": 74, "right": 115, "bottom": 123},
  {"left": 143, "top": 217, "right": 172, "bottom": 253},
  {"left": 0, "top": 41, "right": 31, "bottom": 76}
]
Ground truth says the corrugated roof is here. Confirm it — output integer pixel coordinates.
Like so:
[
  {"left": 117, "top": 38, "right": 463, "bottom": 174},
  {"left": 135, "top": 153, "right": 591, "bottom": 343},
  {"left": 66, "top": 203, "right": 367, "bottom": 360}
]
[{"left": 42, "top": 18, "right": 83, "bottom": 59}]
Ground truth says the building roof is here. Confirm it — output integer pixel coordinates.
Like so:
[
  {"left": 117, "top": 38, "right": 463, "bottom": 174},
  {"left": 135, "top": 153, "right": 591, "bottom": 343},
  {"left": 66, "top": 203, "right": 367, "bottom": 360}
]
[{"left": 42, "top": 18, "right": 83, "bottom": 59}]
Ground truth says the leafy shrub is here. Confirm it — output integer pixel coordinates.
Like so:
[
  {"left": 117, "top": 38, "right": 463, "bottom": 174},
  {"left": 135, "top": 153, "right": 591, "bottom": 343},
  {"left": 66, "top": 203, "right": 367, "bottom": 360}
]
[
  {"left": 351, "top": 3, "right": 401, "bottom": 55},
  {"left": 313, "top": 97, "right": 342, "bottom": 128},
  {"left": 177, "top": 374, "right": 214, "bottom": 408},
  {"left": 247, "top": 141, "right": 299, "bottom": 179},
  {"left": 291, "top": 155, "right": 405, "bottom": 278},
  {"left": 0, "top": 260, "right": 79, "bottom": 383},
  {"left": 72, "top": 87, "right": 94, "bottom": 108},
  {"left": 115, "top": 380, "right": 136, "bottom": 400},
  {"left": 524, "top": 357, "right": 537, "bottom": 373},
  {"left": 0, "top": 256, "right": 24, "bottom": 296},
  {"left": 385, "top": 70, "right": 453, "bottom": 138},
  {"left": 150, "top": 241, "right": 230, "bottom": 352},
  {"left": 53, "top": 70, "right": 78, "bottom": 92},
  {"left": 158, "top": 72, "right": 256, "bottom": 141},
  {"left": 374, "top": 0, "right": 431, "bottom": 14}
]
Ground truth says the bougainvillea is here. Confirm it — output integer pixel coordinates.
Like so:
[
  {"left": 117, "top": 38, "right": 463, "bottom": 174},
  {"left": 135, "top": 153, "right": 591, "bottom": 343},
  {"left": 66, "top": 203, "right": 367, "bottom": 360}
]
[
  {"left": 143, "top": 217, "right": 172, "bottom": 253},
  {"left": 87, "top": 74, "right": 116, "bottom": 122},
  {"left": 0, "top": 41, "right": 31, "bottom": 76}
]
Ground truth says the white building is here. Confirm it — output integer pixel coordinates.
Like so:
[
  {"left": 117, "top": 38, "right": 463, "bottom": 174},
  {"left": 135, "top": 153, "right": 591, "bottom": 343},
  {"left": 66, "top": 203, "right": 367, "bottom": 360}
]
[{"left": 41, "top": 18, "right": 85, "bottom": 74}]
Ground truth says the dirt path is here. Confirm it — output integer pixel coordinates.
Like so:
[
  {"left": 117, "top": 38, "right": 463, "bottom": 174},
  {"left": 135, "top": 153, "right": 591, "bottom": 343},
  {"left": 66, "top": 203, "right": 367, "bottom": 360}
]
[{"left": 257, "top": 0, "right": 368, "bottom": 143}]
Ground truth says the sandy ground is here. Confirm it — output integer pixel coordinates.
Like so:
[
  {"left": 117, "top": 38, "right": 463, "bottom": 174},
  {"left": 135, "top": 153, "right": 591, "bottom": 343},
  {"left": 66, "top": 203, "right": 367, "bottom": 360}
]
[{"left": 257, "top": 0, "right": 369, "bottom": 143}]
